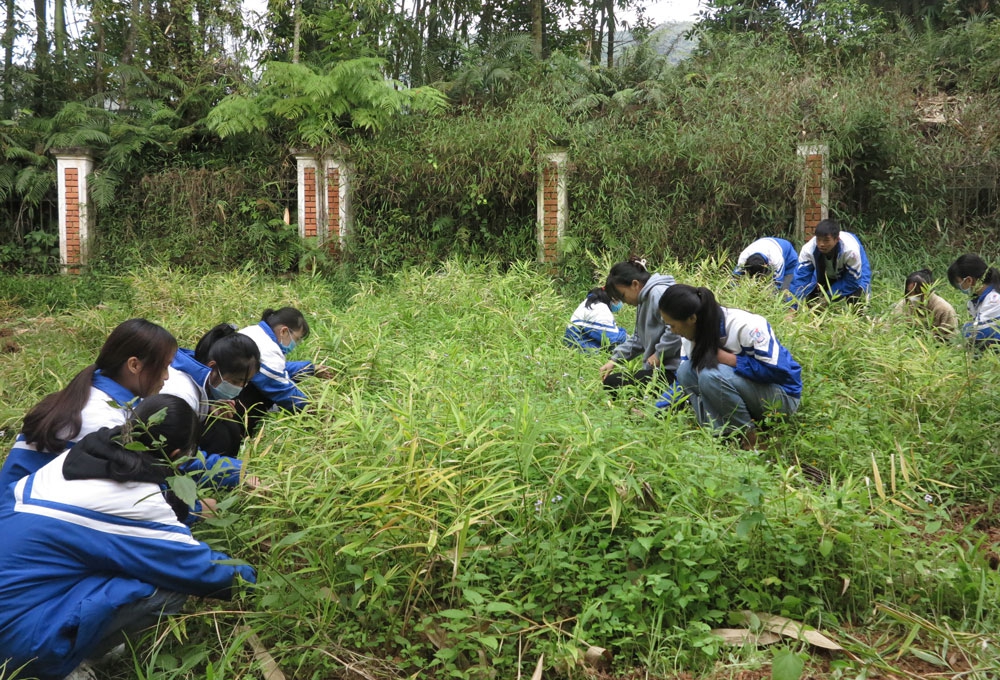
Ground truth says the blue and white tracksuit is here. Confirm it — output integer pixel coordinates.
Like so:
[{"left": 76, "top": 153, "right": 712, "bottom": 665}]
[
  {"left": 789, "top": 231, "right": 871, "bottom": 302},
  {"left": 238, "top": 321, "right": 313, "bottom": 411},
  {"left": 161, "top": 349, "right": 243, "bottom": 488},
  {"left": 734, "top": 237, "right": 800, "bottom": 289},
  {"left": 964, "top": 286, "right": 1000, "bottom": 346},
  {"left": 676, "top": 307, "right": 802, "bottom": 433},
  {"left": 0, "top": 455, "right": 254, "bottom": 680},
  {"left": 0, "top": 371, "right": 137, "bottom": 490},
  {"left": 564, "top": 299, "right": 628, "bottom": 350}
]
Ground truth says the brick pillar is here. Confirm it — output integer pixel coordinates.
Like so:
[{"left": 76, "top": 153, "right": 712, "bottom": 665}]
[
  {"left": 294, "top": 152, "right": 325, "bottom": 240},
  {"left": 797, "top": 143, "right": 829, "bottom": 242},
  {"left": 537, "top": 150, "right": 568, "bottom": 264},
  {"left": 323, "top": 158, "right": 352, "bottom": 253},
  {"left": 54, "top": 151, "right": 94, "bottom": 274}
]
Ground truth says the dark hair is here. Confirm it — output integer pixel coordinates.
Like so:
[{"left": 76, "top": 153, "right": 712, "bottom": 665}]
[
  {"left": 22, "top": 319, "right": 177, "bottom": 452},
  {"left": 658, "top": 284, "right": 723, "bottom": 371},
  {"left": 106, "top": 394, "right": 202, "bottom": 482},
  {"left": 814, "top": 219, "right": 840, "bottom": 239},
  {"left": 605, "top": 258, "right": 651, "bottom": 293},
  {"left": 584, "top": 287, "right": 614, "bottom": 309},
  {"left": 904, "top": 268, "right": 934, "bottom": 296},
  {"left": 743, "top": 253, "right": 770, "bottom": 278},
  {"left": 194, "top": 323, "right": 261, "bottom": 382},
  {"left": 262, "top": 307, "right": 310, "bottom": 338},
  {"left": 947, "top": 254, "right": 1000, "bottom": 289}
]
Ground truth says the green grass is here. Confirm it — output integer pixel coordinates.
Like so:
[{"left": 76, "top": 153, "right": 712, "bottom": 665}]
[{"left": 2, "top": 259, "right": 1000, "bottom": 679}]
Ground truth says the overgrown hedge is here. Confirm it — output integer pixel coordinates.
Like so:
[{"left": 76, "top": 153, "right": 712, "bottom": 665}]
[{"left": 31, "top": 23, "right": 1000, "bottom": 277}]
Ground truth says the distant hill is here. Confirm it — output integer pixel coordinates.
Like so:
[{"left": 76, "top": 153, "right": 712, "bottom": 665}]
[{"left": 614, "top": 21, "right": 698, "bottom": 65}]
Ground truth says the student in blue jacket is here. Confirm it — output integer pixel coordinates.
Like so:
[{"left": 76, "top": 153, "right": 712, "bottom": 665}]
[
  {"left": 0, "top": 318, "right": 177, "bottom": 490},
  {"left": 564, "top": 287, "right": 628, "bottom": 351},
  {"left": 659, "top": 284, "right": 802, "bottom": 449},
  {"left": 733, "top": 236, "right": 800, "bottom": 291},
  {"left": 789, "top": 219, "right": 871, "bottom": 306},
  {"left": 160, "top": 323, "right": 262, "bottom": 488},
  {"left": 947, "top": 253, "right": 1000, "bottom": 349},
  {"left": 599, "top": 259, "right": 682, "bottom": 391},
  {"left": 0, "top": 394, "right": 255, "bottom": 680},
  {"left": 237, "top": 307, "right": 332, "bottom": 433}
]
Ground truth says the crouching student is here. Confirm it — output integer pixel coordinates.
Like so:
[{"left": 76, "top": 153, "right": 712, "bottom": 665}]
[
  {"left": 0, "top": 394, "right": 256, "bottom": 680},
  {"left": 564, "top": 287, "right": 628, "bottom": 351},
  {"left": 599, "top": 259, "right": 682, "bottom": 391},
  {"left": 0, "top": 318, "right": 177, "bottom": 490},
  {"left": 659, "top": 284, "right": 802, "bottom": 448},
  {"left": 890, "top": 269, "right": 958, "bottom": 341},
  {"left": 947, "top": 253, "right": 1000, "bottom": 350},
  {"left": 734, "top": 236, "right": 800, "bottom": 291},
  {"left": 161, "top": 323, "right": 262, "bottom": 489},
  {"left": 789, "top": 219, "right": 871, "bottom": 307},
  {"left": 237, "top": 307, "right": 335, "bottom": 434}
]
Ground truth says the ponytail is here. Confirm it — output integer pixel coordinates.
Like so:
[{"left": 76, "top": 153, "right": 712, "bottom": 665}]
[
  {"left": 584, "top": 287, "right": 613, "bottom": 309},
  {"left": 948, "top": 254, "right": 1000, "bottom": 289},
  {"left": 195, "top": 323, "right": 261, "bottom": 382},
  {"left": 262, "top": 307, "right": 309, "bottom": 338},
  {"left": 658, "top": 284, "right": 723, "bottom": 371},
  {"left": 605, "top": 258, "right": 652, "bottom": 292},
  {"left": 22, "top": 319, "right": 176, "bottom": 452}
]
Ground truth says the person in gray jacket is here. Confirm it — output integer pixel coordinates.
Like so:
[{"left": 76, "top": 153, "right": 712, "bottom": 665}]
[{"left": 599, "top": 258, "right": 682, "bottom": 391}]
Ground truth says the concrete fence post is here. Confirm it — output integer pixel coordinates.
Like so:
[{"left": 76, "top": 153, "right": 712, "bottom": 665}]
[
  {"left": 293, "top": 151, "right": 325, "bottom": 241},
  {"left": 797, "top": 143, "right": 829, "bottom": 242},
  {"left": 53, "top": 149, "right": 94, "bottom": 274},
  {"left": 537, "top": 149, "right": 568, "bottom": 264},
  {"left": 323, "top": 158, "right": 352, "bottom": 252}
]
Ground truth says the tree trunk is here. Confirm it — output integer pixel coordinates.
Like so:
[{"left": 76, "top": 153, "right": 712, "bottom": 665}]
[
  {"left": 122, "top": 0, "right": 141, "bottom": 64},
  {"left": 605, "top": 0, "right": 614, "bottom": 68},
  {"left": 3, "top": 0, "right": 14, "bottom": 117},
  {"left": 531, "top": 0, "right": 543, "bottom": 59},
  {"left": 53, "top": 0, "right": 66, "bottom": 65},
  {"left": 292, "top": 0, "right": 301, "bottom": 63},
  {"left": 32, "top": 0, "right": 48, "bottom": 111}
]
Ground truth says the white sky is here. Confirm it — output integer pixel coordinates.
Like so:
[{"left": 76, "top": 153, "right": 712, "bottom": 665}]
[{"left": 628, "top": 0, "right": 702, "bottom": 25}]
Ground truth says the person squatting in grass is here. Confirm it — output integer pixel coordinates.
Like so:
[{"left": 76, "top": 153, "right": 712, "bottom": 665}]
[
  {"left": 563, "top": 287, "right": 629, "bottom": 351},
  {"left": 658, "top": 284, "right": 802, "bottom": 449},
  {"left": 599, "top": 259, "right": 682, "bottom": 391},
  {"left": 890, "top": 268, "right": 958, "bottom": 341},
  {"left": 947, "top": 253, "right": 1000, "bottom": 349},
  {"left": 0, "top": 318, "right": 177, "bottom": 490},
  {"left": 733, "top": 236, "right": 800, "bottom": 291},
  {"left": 160, "top": 323, "right": 262, "bottom": 489},
  {"left": 789, "top": 219, "right": 871, "bottom": 307},
  {"left": 0, "top": 394, "right": 256, "bottom": 680},
  {"left": 237, "top": 306, "right": 334, "bottom": 435}
]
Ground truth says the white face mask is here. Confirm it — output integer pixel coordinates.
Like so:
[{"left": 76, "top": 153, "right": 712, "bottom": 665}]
[
  {"left": 210, "top": 378, "right": 243, "bottom": 400},
  {"left": 907, "top": 296, "right": 920, "bottom": 303}
]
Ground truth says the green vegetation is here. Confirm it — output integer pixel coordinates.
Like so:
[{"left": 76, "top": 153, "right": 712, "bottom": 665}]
[{"left": 2, "top": 258, "right": 999, "bottom": 679}]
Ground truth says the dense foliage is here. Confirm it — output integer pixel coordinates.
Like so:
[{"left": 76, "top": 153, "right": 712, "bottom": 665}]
[
  {"left": 2, "top": 259, "right": 1000, "bottom": 678},
  {"left": 2, "top": 2, "right": 1000, "bottom": 275}
]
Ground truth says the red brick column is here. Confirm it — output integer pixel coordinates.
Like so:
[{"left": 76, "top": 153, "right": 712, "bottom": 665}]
[
  {"left": 54, "top": 151, "right": 94, "bottom": 274},
  {"left": 797, "top": 144, "right": 829, "bottom": 241},
  {"left": 294, "top": 152, "right": 324, "bottom": 240},
  {"left": 323, "top": 158, "right": 352, "bottom": 254},
  {"left": 537, "top": 150, "right": 568, "bottom": 263}
]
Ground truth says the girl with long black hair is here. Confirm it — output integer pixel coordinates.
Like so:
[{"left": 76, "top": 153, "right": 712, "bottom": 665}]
[{"left": 659, "top": 285, "right": 802, "bottom": 447}]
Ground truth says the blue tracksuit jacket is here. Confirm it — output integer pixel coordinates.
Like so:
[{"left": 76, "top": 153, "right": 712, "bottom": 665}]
[
  {"left": 0, "top": 455, "right": 255, "bottom": 680},
  {"left": 0, "top": 371, "right": 137, "bottom": 489},
  {"left": 790, "top": 231, "right": 871, "bottom": 301},
  {"left": 238, "top": 321, "right": 313, "bottom": 411}
]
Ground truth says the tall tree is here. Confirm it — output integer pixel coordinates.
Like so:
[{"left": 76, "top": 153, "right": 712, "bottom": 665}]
[
  {"left": 531, "top": 0, "right": 543, "bottom": 58},
  {"left": 2, "top": 0, "right": 15, "bottom": 116},
  {"left": 32, "top": 0, "right": 48, "bottom": 112}
]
